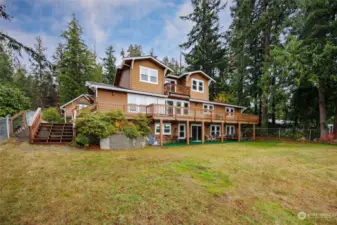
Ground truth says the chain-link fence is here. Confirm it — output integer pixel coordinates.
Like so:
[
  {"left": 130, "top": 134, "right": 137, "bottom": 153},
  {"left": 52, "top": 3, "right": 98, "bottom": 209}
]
[
  {"left": 0, "top": 115, "right": 10, "bottom": 142},
  {"left": 242, "top": 127, "right": 324, "bottom": 142}
]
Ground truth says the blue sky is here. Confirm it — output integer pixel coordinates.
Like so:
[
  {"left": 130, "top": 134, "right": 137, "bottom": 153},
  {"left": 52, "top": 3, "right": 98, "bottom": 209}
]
[{"left": 1, "top": 0, "right": 233, "bottom": 65}]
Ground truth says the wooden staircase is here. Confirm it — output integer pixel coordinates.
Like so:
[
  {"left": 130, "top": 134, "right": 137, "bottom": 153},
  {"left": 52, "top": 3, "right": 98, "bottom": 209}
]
[{"left": 32, "top": 123, "right": 74, "bottom": 144}]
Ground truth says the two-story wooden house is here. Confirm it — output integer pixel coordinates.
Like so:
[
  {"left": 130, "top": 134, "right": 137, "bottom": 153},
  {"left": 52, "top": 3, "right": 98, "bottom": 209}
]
[{"left": 84, "top": 56, "right": 258, "bottom": 145}]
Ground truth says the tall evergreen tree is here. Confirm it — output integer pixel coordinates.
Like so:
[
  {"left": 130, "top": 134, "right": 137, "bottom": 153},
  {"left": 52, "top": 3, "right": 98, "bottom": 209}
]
[
  {"left": 102, "top": 45, "right": 117, "bottom": 84},
  {"left": 180, "top": 0, "right": 227, "bottom": 98},
  {"left": 30, "top": 37, "right": 58, "bottom": 108},
  {"left": 58, "top": 14, "right": 98, "bottom": 104}
]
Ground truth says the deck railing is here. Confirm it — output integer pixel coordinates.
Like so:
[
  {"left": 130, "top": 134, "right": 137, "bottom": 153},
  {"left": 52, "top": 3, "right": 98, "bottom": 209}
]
[
  {"left": 29, "top": 108, "right": 41, "bottom": 144},
  {"left": 164, "top": 83, "right": 190, "bottom": 96},
  {"left": 95, "top": 103, "right": 259, "bottom": 123},
  {"left": 146, "top": 104, "right": 259, "bottom": 123}
]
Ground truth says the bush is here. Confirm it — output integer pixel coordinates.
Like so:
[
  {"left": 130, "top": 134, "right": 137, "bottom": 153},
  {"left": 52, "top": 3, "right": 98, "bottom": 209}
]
[
  {"left": 0, "top": 84, "right": 31, "bottom": 117},
  {"left": 75, "top": 113, "right": 118, "bottom": 139},
  {"left": 42, "top": 107, "right": 63, "bottom": 123},
  {"left": 75, "top": 134, "right": 90, "bottom": 147},
  {"left": 123, "top": 124, "right": 140, "bottom": 139},
  {"left": 133, "top": 114, "right": 152, "bottom": 135}
]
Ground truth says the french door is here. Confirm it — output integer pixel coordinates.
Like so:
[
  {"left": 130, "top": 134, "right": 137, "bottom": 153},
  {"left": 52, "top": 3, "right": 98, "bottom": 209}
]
[{"left": 191, "top": 125, "right": 202, "bottom": 142}]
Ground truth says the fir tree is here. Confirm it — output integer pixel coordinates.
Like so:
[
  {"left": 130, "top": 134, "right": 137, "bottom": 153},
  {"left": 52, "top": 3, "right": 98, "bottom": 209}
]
[
  {"left": 58, "top": 14, "right": 97, "bottom": 104},
  {"left": 180, "top": 0, "right": 227, "bottom": 98},
  {"left": 30, "top": 37, "right": 58, "bottom": 108},
  {"left": 102, "top": 45, "right": 117, "bottom": 84},
  {"left": 126, "top": 44, "right": 143, "bottom": 57}
]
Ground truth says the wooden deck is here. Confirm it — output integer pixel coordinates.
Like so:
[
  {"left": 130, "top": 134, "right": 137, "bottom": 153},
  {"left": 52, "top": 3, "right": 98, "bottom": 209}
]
[{"left": 96, "top": 103, "right": 259, "bottom": 124}]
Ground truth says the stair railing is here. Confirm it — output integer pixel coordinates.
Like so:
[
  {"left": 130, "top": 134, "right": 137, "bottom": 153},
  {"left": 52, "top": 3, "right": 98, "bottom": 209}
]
[
  {"left": 9, "top": 111, "right": 27, "bottom": 136},
  {"left": 29, "top": 108, "right": 41, "bottom": 144}
]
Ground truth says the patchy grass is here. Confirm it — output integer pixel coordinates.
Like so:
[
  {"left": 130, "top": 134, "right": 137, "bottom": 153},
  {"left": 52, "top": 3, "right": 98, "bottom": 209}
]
[{"left": 0, "top": 141, "right": 337, "bottom": 224}]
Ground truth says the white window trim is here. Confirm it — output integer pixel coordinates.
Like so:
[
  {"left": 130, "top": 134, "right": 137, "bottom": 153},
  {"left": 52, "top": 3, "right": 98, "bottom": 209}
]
[
  {"left": 225, "top": 107, "right": 234, "bottom": 117},
  {"left": 155, "top": 123, "right": 172, "bottom": 135},
  {"left": 203, "top": 104, "right": 214, "bottom": 114},
  {"left": 226, "top": 125, "right": 235, "bottom": 135},
  {"left": 210, "top": 125, "right": 221, "bottom": 136},
  {"left": 140, "top": 66, "right": 158, "bottom": 84},
  {"left": 191, "top": 78, "right": 204, "bottom": 93},
  {"left": 178, "top": 123, "right": 186, "bottom": 139}
]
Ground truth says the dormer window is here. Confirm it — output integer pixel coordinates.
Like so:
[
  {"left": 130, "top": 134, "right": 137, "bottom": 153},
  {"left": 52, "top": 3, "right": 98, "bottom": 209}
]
[
  {"left": 191, "top": 79, "right": 204, "bottom": 92},
  {"left": 140, "top": 66, "right": 158, "bottom": 84}
]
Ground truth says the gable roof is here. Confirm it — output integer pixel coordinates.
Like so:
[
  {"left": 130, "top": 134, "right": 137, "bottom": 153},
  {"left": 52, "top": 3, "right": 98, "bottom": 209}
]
[
  {"left": 60, "top": 94, "right": 92, "bottom": 109},
  {"left": 86, "top": 81, "right": 168, "bottom": 98},
  {"left": 181, "top": 71, "right": 216, "bottom": 83},
  {"left": 122, "top": 56, "right": 174, "bottom": 72}
]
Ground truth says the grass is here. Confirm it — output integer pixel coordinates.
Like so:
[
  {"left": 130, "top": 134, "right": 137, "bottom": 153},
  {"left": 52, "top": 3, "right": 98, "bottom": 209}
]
[{"left": 0, "top": 140, "right": 337, "bottom": 224}]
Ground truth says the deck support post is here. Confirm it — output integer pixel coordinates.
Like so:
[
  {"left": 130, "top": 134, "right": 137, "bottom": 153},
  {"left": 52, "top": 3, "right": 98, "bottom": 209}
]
[
  {"left": 253, "top": 124, "right": 256, "bottom": 141},
  {"left": 221, "top": 122, "right": 224, "bottom": 142},
  {"left": 186, "top": 120, "right": 190, "bottom": 145},
  {"left": 238, "top": 123, "right": 241, "bottom": 142},
  {"left": 160, "top": 119, "right": 163, "bottom": 146},
  {"left": 201, "top": 121, "right": 205, "bottom": 144}
]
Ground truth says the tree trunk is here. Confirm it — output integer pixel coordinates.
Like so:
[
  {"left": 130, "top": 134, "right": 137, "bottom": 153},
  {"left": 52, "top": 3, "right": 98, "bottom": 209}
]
[
  {"left": 261, "top": 27, "right": 270, "bottom": 128},
  {"left": 333, "top": 103, "right": 337, "bottom": 134},
  {"left": 318, "top": 83, "right": 327, "bottom": 138}
]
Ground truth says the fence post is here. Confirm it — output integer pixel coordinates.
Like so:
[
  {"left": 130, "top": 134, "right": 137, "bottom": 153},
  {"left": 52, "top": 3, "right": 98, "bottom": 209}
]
[{"left": 6, "top": 115, "right": 10, "bottom": 139}]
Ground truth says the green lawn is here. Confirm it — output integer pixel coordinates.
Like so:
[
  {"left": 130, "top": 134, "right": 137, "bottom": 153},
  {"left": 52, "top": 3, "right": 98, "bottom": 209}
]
[{"left": 1, "top": 141, "right": 337, "bottom": 224}]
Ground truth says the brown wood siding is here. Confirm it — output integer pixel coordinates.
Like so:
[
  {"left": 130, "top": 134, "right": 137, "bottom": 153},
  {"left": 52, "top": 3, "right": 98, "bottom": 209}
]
[
  {"left": 186, "top": 73, "right": 209, "bottom": 100},
  {"left": 64, "top": 96, "right": 92, "bottom": 116},
  {"left": 96, "top": 89, "right": 128, "bottom": 112},
  {"left": 130, "top": 59, "right": 165, "bottom": 95},
  {"left": 119, "top": 69, "right": 131, "bottom": 88}
]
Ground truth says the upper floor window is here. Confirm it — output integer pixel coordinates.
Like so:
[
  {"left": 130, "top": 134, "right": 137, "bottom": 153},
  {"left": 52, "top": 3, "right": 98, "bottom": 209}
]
[
  {"left": 226, "top": 107, "right": 234, "bottom": 117},
  {"left": 140, "top": 66, "right": 158, "bottom": 84},
  {"left": 191, "top": 79, "right": 204, "bottom": 92},
  {"left": 203, "top": 104, "right": 214, "bottom": 113}
]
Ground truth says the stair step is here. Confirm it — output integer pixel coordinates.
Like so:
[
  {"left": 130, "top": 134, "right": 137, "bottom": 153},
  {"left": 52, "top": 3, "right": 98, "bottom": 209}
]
[{"left": 33, "top": 123, "right": 74, "bottom": 145}]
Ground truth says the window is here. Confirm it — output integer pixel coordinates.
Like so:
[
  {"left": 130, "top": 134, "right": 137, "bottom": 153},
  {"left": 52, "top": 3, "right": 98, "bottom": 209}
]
[
  {"left": 203, "top": 104, "right": 214, "bottom": 113},
  {"left": 175, "top": 101, "right": 189, "bottom": 115},
  {"left": 226, "top": 125, "right": 235, "bottom": 135},
  {"left": 127, "top": 94, "right": 161, "bottom": 113},
  {"left": 210, "top": 125, "right": 221, "bottom": 137},
  {"left": 78, "top": 103, "right": 88, "bottom": 110},
  {"left": 191, "top": 79, "right": 204, "bottom": 92},
  {"left": 140, "top": 66, "right": 158, "bottom": 84},
  {"left": 226, "top": 107, "right": 234, "bottom": 117},
  {"left": 178, "top": 123, "right": 186, "bottom": 139},
  {"left": 155, "top": 123, "right": 171, "bottom": 135}
]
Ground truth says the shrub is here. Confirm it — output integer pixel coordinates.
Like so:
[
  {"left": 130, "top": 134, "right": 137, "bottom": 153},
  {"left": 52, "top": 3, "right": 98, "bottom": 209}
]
[
  {"left": 133, "top": 114, "right": 152, "bottom": 135},
  {"left": 75, "top": 133, "right": 90, "bottom": 147},
  {"left": 0, "top": 84, "right": 30, "bottom": 117},
  {"left": 42, "top": 107, "right": 63, "bottom": 123},
  {"left": 104, "top": 109, "right": 126, "bottom": 123},
  {"left": 75, "top": 113, "right": 118, "bottom": 139},
  {"left": 123, "top": 124, "right": 140, "bottom": 139}
]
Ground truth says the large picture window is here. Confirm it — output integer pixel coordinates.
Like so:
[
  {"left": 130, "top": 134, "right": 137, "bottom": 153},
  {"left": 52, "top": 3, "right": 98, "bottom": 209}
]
[
  {"left": 191, "top": 79, "right": 204, "bottom": 92},
  {"left": 140, "top": 66, "right": 158, "bottom": 84},
  {"left": 155, "top": 123, "right": 172, "bottom": 135}
]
